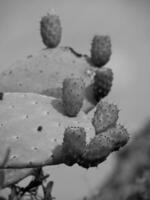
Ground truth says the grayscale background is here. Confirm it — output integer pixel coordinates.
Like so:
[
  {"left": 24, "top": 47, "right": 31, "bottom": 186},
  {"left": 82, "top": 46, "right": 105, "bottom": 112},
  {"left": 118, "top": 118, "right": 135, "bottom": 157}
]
[{"left": 0, "top": 0, "right": 150, "bottom": 200}]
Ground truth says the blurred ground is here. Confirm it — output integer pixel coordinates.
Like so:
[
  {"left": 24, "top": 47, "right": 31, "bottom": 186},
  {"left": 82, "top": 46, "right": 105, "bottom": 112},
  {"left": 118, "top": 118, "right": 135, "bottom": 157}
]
[{"left": 0, "top": 1, "right": 150, "bottom": 200}]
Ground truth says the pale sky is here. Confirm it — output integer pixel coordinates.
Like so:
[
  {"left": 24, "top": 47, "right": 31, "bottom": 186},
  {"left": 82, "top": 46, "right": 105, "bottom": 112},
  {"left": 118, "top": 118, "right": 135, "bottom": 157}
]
[{"left": 0, "top": 1, "right": 150, "bottom": 200}]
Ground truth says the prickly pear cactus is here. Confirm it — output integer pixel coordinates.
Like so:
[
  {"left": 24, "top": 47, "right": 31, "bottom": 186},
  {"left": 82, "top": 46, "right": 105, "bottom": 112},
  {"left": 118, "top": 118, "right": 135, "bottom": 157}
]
[
  {"left": 0, "top": 92, "right": 129, "bottom": 188},
  {"left": 0, "top": 11, "right": 128, "bottom": 192}
]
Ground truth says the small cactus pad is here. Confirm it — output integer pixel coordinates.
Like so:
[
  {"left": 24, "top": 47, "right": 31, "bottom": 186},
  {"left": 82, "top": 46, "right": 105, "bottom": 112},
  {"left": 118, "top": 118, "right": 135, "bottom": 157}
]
[
  {"left": 62, "top": 127, "right": 86, "bottom": 166},
  {"left": 62, "top": 77, "right": 85, "bottom": 116},
  {"left": 92, "top": 101, "right": 119, "bottom": 134},
  {"left": 93, "top": 68, "right": 113, "bottom": 102},
  {"left": 91, "top": 35, "right": 112, "bottom": 67},
  {"left": 0, "top": 93, "right": 95, "bottom": 168},
  {"left": 40, "top": 11, "right": 62, "bottom": 48}
]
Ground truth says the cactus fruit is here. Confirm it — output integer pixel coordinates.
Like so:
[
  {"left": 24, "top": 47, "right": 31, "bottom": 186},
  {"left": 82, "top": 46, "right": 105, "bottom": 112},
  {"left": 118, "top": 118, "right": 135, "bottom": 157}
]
[
  {"left": 93, "top": 68, "right": 113, "bottom": 102},
  {"left": 79, "top": 124, "right": 129, "bottom": 168},
  {"left": 92, "top": 101, "right": 119, "bottom": 134},
  {"left": 106, "top": 124, "right": 129, "bottom": 151},
  {"left": 91, "top": 35, "right": 112, "bottom": 67},
  {"left": 62, "top": 77, "right": 85, "bottom": 117},
  {"left": 63, "top": 127, "right": 86, "bottom": 166},
  {"left": 62, "top": 123, "right": 129, "bottom": 169},
  {"left": 40, "top": 11, "right": 62, "bottom": 48}
]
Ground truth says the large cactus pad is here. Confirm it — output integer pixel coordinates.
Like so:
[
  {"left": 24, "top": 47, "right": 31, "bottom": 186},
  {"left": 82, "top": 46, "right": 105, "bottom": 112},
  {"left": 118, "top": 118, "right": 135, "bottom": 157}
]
[
  {"left": 0, "top": 93, "right": 95, "bottom": 168},
  {"left": 0, "top": 47, "right": 112, "bottom": 112},
  {"left": 0, "top": 93, "right": 129, "bottom": 187},
  {"left": 0, "top": 47, "right": 96, "bottom": 95}
]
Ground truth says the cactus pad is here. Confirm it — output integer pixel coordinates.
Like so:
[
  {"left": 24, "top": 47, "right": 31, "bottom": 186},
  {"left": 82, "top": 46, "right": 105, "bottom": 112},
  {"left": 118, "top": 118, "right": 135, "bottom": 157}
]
[
  {"left": 0, "top": 47, "right": 95, "bottom": 94},
  {"left": 0, "top": 47, "right": 101, "bottom": 112},
  {"left": 0, "top": 93, "right": 129, "bottom": 187},
  {"left": 0, "top": 93, "right": 95, "bottom": 168},
  {"left": 0, "top": 168, "right": 35, "bottom": 188}
]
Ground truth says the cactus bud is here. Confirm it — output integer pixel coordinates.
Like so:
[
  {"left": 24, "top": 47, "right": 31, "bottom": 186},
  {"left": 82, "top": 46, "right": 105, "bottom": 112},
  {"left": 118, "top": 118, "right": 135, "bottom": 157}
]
[
  {"left": 92, "top": 101, "right": 119, "bottom": 134},
  {"left": 62, "top": 77, "right": 85, "bottom": 117},
  {"left": 63, "top": 127, "right": 86, "bottom": 166},
  {"left": 93, "top": 68, "right": 113, "bottom": 102},
  {"left": 40, "top": 11, "right": 62, "bottom": 48},
  {"left": 91, "top": 35, "right": 112, "bottom": 67}
]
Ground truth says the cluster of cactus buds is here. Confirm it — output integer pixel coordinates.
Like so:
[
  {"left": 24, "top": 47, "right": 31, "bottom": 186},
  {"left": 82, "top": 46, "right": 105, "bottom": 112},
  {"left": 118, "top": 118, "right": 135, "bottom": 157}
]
[{"left": 62, "top": 100, "right": 129, "bottom": 168}]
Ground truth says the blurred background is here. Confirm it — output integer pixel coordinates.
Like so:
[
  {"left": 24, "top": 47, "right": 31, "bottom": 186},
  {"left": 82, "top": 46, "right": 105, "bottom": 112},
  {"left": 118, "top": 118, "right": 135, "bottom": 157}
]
[{"left": 0, "top": 0, "right": 150, "bottom": 200}]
